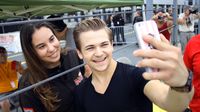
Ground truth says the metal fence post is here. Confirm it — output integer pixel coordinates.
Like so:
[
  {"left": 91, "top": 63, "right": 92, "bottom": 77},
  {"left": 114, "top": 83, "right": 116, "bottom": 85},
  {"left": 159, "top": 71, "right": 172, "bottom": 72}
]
[
  {"left": 198, "top": 0, "right": 200, "bottom": 34},
  {"left": 132, "top": 6, "right": 136, "bottom": 23},
  {"left": 145, "top": 0, "right": 154, "bottom": 20},
  {"left": 172, "top": 0, "right": 178, "bottom": 46}
]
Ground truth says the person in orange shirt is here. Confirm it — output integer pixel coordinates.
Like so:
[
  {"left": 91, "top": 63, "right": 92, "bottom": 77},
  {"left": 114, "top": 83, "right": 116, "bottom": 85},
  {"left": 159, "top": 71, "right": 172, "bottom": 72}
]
[{"left": 0, "top": 46, "right": 24, "bottom": 112}]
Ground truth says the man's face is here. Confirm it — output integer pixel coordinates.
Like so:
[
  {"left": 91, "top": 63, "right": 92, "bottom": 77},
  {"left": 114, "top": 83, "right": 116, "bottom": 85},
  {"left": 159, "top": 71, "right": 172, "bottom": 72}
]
[
  {"left": 0, "top": 52, "right": 7, "bottom": 64},
  {"left": 77, "top": 29, "right": 114, "bottom": 72}
]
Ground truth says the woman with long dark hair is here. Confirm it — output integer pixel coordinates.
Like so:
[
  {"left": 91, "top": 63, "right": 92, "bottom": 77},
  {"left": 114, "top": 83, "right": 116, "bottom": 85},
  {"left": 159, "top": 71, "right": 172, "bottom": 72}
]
[{"left": 19, "top": 22, "right": 83, "bottom": 112}]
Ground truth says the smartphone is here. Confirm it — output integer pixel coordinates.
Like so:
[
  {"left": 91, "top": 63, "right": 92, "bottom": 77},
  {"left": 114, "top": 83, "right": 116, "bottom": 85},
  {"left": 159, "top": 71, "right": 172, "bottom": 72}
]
[{"left": 134, "top": 20, "right": 161, "bottom": 72}]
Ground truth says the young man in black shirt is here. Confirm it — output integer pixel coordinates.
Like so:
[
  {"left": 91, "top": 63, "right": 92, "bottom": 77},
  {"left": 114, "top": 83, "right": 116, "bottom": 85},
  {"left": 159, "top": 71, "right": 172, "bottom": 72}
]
[{"left": 73, "top": 18, "right": 194, "bottom": 112}]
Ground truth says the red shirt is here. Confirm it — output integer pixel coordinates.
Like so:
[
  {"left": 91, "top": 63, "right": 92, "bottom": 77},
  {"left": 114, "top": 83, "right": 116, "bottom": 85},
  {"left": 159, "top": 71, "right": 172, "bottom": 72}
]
[
  {"left": 158, "top": 22, "right": 171, "bottom": 41},
  {"left": 184, "top": 34, "right": 200, "bottom": 112}
]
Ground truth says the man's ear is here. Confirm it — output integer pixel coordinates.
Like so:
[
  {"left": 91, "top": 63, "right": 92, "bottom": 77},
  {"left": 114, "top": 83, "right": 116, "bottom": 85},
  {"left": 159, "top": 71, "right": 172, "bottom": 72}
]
[{"left": 76, "top": 49, "right": 83, "bottom": 59}]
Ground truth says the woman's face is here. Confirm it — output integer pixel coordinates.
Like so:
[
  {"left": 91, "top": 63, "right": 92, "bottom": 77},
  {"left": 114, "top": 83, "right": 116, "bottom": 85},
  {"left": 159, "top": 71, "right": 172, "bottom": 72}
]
[{"left": 32, "top": 27, "right": 61, "bottom": 68}]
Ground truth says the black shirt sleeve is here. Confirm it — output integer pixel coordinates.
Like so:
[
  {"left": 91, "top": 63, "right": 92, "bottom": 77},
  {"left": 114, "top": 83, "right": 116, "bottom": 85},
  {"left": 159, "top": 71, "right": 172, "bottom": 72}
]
[
  {"left": 19, "top": 76, "right": 47, "bottom": 112},
  {"left": 19, "top": 89, "right": 47, "bottom": 112}
]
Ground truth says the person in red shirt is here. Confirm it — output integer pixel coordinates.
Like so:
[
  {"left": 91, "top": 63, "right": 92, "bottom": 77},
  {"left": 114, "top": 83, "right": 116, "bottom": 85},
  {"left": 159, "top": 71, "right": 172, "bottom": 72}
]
[
  {"left": 152, "top": 8, "right": 173, "bottom": 41},
  {"left": 184, "top": 34, "right": 200, "bottom": 112}
]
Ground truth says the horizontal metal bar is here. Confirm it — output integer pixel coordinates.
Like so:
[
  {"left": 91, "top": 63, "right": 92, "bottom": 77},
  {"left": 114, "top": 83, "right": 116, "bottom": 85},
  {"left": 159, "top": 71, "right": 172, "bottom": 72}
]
[
  {"left": 0, "top": 63, "right": 85, "bottom": 101},
  {"left": 0, "top": 7, "right": 177, "bottom": 27},
  {"left": 0, "top": 11, "right": 136, "bottom": 26}
]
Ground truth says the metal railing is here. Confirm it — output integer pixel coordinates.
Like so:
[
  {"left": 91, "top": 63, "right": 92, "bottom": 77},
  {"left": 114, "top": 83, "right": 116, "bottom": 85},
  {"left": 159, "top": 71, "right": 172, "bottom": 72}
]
[{"left": 0, "top": 6, "right": 199, "bottom": 110}]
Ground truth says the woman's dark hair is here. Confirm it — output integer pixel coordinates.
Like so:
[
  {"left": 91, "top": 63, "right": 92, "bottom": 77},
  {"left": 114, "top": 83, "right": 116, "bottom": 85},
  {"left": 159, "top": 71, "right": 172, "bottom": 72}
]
[{"left": 20, "top": 22, "right": 60, "bottom": 111}]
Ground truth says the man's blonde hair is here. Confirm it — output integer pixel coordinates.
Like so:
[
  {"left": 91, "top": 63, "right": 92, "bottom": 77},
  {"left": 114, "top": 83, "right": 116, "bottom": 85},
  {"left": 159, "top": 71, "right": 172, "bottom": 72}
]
[{"left": 73, "top": 18, "right": 113, "bottom": 50}]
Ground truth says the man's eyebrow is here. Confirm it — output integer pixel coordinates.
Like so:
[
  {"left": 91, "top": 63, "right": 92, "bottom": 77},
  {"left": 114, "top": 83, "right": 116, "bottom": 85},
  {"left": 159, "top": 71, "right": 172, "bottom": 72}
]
[
  {"left": 101, "top": 41, "right": 110, "bottom": 44},
  {"left": 85, "top": 45, "right": 94, "bottom": 48}
]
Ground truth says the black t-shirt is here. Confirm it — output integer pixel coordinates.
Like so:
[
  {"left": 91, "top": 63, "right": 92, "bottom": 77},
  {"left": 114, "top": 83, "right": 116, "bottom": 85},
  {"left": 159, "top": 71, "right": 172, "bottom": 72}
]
[
  {"left": 75, "top": 62, "right": 152, "bottom": 112},
  {"left": 113, "top": 14, "right": 125, "bottom": 26},
  {"left": 19, "top": 50, "right": 82, "bottom": 112}
]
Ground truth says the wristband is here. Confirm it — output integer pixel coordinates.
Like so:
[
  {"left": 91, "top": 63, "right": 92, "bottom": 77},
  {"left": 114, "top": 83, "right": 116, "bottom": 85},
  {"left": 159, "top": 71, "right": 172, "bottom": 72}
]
[{"left": 171, "top": 70, "right": 193, "bottom": 93}]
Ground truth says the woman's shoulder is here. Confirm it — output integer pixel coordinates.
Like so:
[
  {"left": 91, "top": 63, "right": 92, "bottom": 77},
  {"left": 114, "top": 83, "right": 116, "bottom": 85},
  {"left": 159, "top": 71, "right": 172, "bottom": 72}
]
[
  {"left": 61, "top": 47, "right": 82, "bottom": 67},
  {"left": 18, "top": 71, "right": 37, "bottom": 100},
  {"left": 19, "top": 70, "right": 31, "bottom": 88},
  {"left": 61, "top": 48, "right": 79, "bottom": 61}
]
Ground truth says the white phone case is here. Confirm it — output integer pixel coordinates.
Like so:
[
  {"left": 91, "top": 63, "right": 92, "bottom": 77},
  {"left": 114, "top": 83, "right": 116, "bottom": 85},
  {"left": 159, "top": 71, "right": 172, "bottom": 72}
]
[{"left": 134, "top": 20, "right": 161, "bottom": 72}]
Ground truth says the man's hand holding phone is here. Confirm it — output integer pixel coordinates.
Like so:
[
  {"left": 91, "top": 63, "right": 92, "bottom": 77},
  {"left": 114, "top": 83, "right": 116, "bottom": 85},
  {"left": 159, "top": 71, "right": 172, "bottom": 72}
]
[
  {"left": 134, "top": 20, "right": 161, "bottom": 72},
  {"left": 133, "top": 22, "right": 187, "bottom": 87}
]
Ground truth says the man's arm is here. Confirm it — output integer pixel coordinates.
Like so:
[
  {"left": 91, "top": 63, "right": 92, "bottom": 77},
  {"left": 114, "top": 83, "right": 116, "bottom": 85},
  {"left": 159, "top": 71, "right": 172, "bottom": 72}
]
[
  {"left": 167, "top": 20, "right": 173, "bottom": 33},
  {"left": 144, "top": 80, "right": 194, "bottom": 112},
  {"left": 133, "top": 34, "right": 194, "bottom": 112},
  {"left": 165, "top": 13, "right": 173, "bottom": 21}
]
